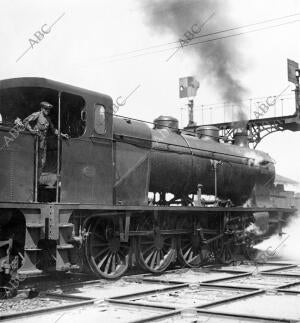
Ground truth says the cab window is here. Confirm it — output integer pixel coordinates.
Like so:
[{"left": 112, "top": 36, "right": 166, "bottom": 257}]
[
  {"left": 0, "top": 88, "right": 86, "bottom": 138},
  {"left": 94, "top": 104, "right": 106, "bottom": 134},
  {"left": 60, "top": 92, "right": 86, "bottom": 138}
]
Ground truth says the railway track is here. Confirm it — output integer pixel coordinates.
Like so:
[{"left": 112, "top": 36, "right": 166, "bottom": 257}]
[{"left": 1, "top": 261, "right": 300, "bottom": 322}]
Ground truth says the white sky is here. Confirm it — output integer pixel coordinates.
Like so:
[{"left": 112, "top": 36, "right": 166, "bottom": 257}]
[{"left": 0, "top": 0, "right": 300, "bottom": 182}]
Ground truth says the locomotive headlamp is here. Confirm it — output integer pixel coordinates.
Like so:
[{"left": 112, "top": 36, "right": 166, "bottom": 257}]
[{"left": 295, "top": 69, "right": 300, "bottom": 78}]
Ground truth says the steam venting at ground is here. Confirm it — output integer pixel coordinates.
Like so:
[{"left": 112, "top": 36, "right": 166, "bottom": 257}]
[
  {"left": 255, "top": 214, "right": 300, "bottom": 262},
  {"left": 140, "top": 0, "right": 248, "bottom": 123}
]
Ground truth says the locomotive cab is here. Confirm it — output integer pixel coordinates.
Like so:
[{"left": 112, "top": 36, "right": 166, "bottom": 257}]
[{"left": 0, "top": 77, "right": 114, "bottom": 204}]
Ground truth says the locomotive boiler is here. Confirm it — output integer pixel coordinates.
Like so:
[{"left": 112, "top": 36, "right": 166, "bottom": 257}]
[
  {"left": 0, "top": 78, "right": 297, "bottom": 285},
  {"left": 149, "top": 117, "right": 275, "bottom": 206}
]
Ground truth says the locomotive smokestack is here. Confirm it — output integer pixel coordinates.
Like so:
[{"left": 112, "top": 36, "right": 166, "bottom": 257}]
[
  {"left": 140, "top": 0, "right": 248, "bottom": 121},
  {"left": 233, "top": 129, "right": 249, "bottom": 147}
]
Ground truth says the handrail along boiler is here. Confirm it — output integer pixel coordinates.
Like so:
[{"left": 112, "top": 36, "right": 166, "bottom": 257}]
[{"left": 0, "top": 78, "right": 298, "bottom": 282}]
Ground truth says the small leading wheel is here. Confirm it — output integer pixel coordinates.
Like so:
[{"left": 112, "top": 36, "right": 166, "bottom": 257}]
[
  {"left": 135, "top": 216, "right": 176, "bottom": 273},
  {"left": 85, "top": 218, "right": 130, "bottom": 279}
]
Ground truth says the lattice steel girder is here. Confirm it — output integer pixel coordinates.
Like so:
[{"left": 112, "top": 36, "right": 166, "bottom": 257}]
[{"left": 185, "top": 112, "right": 300, "bottom": 148}]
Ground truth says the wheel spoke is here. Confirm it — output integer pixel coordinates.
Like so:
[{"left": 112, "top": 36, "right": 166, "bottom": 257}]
[
  {"left": 116, "top": 252, "right": 122, "bottom": 266},
  {"left": 189, "top": 254, "right": 200, "bottom": 263},
  {"left": 188, "top": 250, "right": 194, "bottom": 262},
  {"left": 145, "top": 249, "right": 155, "bottom": 264},
  {"left": 111, "top": 254, "right": 116, "bottom": 272},
  {"left": 156, "top": 250, "right": 161, "bottom": 265},
  {"left": 94, "top": 247, "right": 109, "bottom": 260},
  {"left": 97, "top": 251, "right": 111, "bottom": 269},
  {"left": 136, "top": 217, "right": 176, "bottom": 273},
  {"left": 184, "top": 246, "right": 192, "bottom": 259},
  {"left": 178, "top": 228, "right": 203, "bottom": 268},
  {"left": 143, "top": 245, "right": 155, "bottom": 256},
  {"left": 86, "top": 219, "right": 130, "bottom": 279},
  {"left": 165, "top": 248, "right": 173, "bottom": 260},
  {"left": 181, "top": 241, "right": 192, "bottom": 252},
  {"left": 150, "top": 250, "right": 157, "bottom": 268},
  {"left": 104, "top": 253, "right": 112, "bottom": 273}
]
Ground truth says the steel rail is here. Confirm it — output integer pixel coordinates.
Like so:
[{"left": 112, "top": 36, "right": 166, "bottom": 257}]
[{"left": 0, "top": 293, "right": 94, "bottom": 321}]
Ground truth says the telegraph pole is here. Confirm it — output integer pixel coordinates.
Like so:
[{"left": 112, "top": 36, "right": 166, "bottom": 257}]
[
  {"left": 295, "top": 68, "right": 300, "bottom": 115},
  {"left": 179, "top": 76, "right": 199, "bottom": 127},
  {"left": 287, "top": 59, "right": 299, "bottom": 115},
  {"left": 187, "top": 99, "right": 195, "bottom": 127}
]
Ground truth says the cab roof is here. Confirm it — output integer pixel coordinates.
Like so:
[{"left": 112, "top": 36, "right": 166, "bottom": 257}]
[{"left": 0, "top": 77, "right": 112, "bottom": 103}]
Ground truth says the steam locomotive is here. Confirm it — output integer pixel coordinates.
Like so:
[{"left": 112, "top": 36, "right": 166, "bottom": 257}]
[{"left": 0, "top": 78, "right": 298, "bottom": 283}]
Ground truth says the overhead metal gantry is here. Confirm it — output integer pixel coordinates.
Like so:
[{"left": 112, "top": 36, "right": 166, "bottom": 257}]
[
  {"left": 208, "top": 111, "right": 300, "bottom": 148},
  {"left": 185, "top": 111, "right": 300, "bottom": 149},
  {"left": 185, "top": 68, "right": 300, "bottom": 149}
]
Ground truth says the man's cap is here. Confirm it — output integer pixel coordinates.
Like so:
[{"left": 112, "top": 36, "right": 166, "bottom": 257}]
[{"left": 40, "top": 101, "right": 53, "bottom": 109}]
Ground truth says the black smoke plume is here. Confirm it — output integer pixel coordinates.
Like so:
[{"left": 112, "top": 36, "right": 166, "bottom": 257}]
[{"left": 140, "top": 0, "right": 248, "bottom": 121}]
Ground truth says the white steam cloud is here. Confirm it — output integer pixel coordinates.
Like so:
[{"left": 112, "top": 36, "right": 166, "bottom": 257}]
[{"left": 255, "top": 214, "right": 300, "bottom": 263}]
